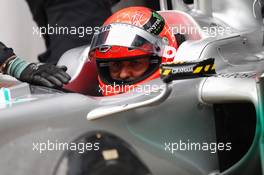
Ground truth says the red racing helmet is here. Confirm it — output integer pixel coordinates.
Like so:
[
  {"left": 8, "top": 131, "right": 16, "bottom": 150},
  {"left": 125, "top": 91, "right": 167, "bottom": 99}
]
[{"left": 89, "top": 6, "right": 178, "bottom": 96}]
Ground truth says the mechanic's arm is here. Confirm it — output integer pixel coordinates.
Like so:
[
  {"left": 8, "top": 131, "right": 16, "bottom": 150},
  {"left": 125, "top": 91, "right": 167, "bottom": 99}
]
[{"left": 0, "top": 42, "right": 71, "bottom": 88}]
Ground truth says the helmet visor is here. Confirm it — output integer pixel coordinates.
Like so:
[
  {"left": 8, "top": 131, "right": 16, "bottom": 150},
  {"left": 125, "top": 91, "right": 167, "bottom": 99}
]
[{"left": 90, "top": 23, "right": 166, "bottom": 57}]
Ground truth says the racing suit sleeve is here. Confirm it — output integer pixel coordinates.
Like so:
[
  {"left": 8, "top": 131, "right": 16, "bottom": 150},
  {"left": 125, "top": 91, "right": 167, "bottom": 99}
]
[{"left": 0, "top": 42, "right": 16, "bottom": 72}]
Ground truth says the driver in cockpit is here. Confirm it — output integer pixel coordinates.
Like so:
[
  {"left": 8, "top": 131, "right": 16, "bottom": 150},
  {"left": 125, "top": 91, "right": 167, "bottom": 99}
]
[{"left": 88, "top": 6, "right": 179, "bottom": 96}]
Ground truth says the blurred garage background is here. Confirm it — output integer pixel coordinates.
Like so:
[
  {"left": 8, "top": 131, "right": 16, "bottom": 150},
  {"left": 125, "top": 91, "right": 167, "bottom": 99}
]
[{"left": 0, "top": 0, "right": 159, "bottom": 62}]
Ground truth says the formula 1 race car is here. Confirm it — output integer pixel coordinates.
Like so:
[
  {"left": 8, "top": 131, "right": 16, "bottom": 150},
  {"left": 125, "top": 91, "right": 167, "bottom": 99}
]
[{"left": 0, "top": 0, "right": 264, "bottom": 175}]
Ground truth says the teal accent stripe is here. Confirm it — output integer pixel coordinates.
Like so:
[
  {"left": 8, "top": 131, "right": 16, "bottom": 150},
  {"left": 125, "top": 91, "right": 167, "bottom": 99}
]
[
  {"left": 257, "top": 78, "right": 264, "bottom": 174},
  {"left": 7, "top": 57, "right": 29, "bottom": 79},
  {"left": 6, "top": 59, "right": 15, "bottom": 75},
  {"left": 3, "top": 88, "right": 10, "bottom": 102}
]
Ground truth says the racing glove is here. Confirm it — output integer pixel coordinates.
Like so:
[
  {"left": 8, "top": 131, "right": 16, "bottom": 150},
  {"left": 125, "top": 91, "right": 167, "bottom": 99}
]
[
  {"left": 0, "top": 42, "right": 71, "bottom": 88},
  {"left": 18, "top": 63, "right": 71, "bottom": 88}
]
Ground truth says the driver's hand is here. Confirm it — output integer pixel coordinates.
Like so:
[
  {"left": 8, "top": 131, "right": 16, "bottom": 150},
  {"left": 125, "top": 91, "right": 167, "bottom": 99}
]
[{"left": 19, "top": 63, "right": 71, "bottom": 88}]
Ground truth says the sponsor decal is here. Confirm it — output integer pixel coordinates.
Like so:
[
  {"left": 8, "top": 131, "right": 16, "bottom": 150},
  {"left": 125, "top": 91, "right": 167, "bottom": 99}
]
[
  {"left": 161, "top": 58, "right": 258, "bottom": 83},
  {"left": 143, "top": 11, "right": 165, "bottom": 35},
  {"left": 214, "top": 73, "right": 257, "bottom": 79},
  {"left": 160, "top": 58, "right": 216, "bottom": 82}
]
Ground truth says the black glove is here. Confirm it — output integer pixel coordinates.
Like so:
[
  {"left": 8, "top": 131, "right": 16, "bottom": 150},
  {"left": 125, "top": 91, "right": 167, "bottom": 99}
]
[{"left": 19, "top": 63, "right": 71, "bottom": 88}]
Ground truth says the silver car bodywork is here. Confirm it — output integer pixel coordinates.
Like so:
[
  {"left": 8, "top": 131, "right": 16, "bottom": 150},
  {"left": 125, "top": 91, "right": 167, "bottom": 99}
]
[{"left": 0, "top": 0, "right": 264, "bottom": 174}]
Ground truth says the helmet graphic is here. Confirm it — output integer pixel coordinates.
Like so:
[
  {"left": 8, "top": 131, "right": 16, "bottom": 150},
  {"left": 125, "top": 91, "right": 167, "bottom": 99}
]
[{"left": 89, "top": 6, "right": 178, "bottom": 96}]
